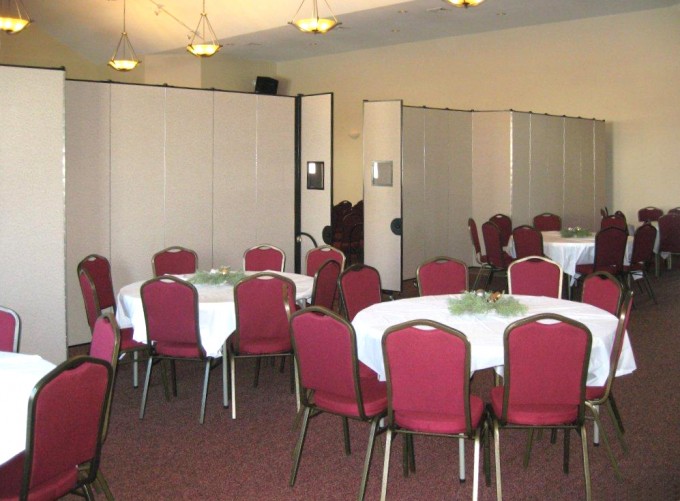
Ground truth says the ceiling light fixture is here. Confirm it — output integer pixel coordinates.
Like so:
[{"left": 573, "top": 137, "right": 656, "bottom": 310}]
[
  {"left": 443, "top": 0, "right": 485, "bottom": 7},
  {"left": 0, "top": 0, "right": 31, "bottom": 34},
  {"left": 187, "top": 0, "right": 222, "bottom": 57},
  {"left": 108, "top": 0, "right": 140, "bottom": 71},
  {"left": 289, "top": 0, "right": 341, "bottom": 34}
]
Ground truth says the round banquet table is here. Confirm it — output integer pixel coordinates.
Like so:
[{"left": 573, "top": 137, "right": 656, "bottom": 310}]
[
  {"left": 0, "top": 352, "right": 56, "bottom": 465},
  {"left": 116, "top": 271, "right": 314, "bottom": 358},
  {"left": 352, "top": 294, "right": 636, "bottom": 387}
]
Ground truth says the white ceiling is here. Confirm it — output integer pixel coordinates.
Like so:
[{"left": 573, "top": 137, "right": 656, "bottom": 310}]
[{"left": 21, "top": 0, "right": 680, "bottom": 64}]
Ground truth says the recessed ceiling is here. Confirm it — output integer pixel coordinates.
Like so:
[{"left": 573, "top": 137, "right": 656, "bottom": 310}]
[{"left": 21, "top": 0, "right": 680, "bottom": 64}]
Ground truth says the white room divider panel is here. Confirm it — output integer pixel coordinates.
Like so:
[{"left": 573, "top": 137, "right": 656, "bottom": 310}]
[
  {"left": 402, "top": 107, "right": 426, "bottom": 280},
  {"left": 254, "top": 95, "right": 296, "bottom": 272},
  {"left": 65, "top": 81, "right": 112, "bottom": 346},
  {"left": 529, "top": 114, "right": 565, "bottom": 220},
  {"left": 0, "top": 66, "right": 66, "bottom": 363},
  {"left": 299, "top": 93, "right": 333, "bottom": 274},
  {"left": 164, "top": 88, "right": 214, "bottom": 268},
  {"left": 363, "top": 101, "right": 403, "bottom": 292},
  {"left": 110, "top": 84, "right": 167, "bottom": 288},
  {"left": 564, "top": 117, "right": 596, "bottom": 228},
  {"left": 593, "top": 120, "right": 607, "bottom": 226}
]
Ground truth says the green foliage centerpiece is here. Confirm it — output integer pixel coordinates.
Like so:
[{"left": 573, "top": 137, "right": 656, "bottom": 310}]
[
  {"left": 560, "top": 226, "right": 591, "bottom": 238},
  {"left": 188, "top": 266, "right": 245, "bottom": 286},
  {"left": 448, "top": 291, "right": 528, "bottom": 317}
]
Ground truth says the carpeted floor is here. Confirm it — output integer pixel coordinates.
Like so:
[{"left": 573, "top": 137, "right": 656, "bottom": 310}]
[{"left": 68, "top": 268, "right": 680, "bottom": 500}]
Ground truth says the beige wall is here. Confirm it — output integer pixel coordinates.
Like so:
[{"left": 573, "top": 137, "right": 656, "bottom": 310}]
[{"left": 278, "top": 6, "right": 680, "bottom": 223}]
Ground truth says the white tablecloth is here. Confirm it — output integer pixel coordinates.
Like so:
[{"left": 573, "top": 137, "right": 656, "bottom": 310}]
[
  {"left": 0, "top": 352, "right": 56, "bottom": 465},
  {"left": 116, "top": 271, "right": 314, "bottom": 357},
  {"left": 352, "top": 294, "right": 636, "bottom": 387},
  {"left": 508, "top": 231, "right": 634, "bottom": 279}
]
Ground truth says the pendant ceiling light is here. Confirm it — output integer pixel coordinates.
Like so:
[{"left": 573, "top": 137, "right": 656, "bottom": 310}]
[
  {"left": 289, "top": 0, "right": 341, "bottom": 34},
  {"left": 109, "top": 0, "right": 140, "bottom": 71},
  {"left": 443, "top": 0, "right": 485, "bottom": 7},
  {"left": 187, "top": 0, "right": 222, "bottom": 57},
  {"left": 0, "top": 0, "right": 31, "bottom": 34}
]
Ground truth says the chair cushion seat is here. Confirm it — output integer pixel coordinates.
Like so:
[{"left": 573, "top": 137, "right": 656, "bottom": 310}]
[
  {"left": 314, "top": 376, "right": 387, "bottom": 418},
  {"left": 0, "top": 451, "right": 79, "bottom": 501},
  {"left": 585, "top": 385, "right": 605, "bottom": 401},
  {"left": 120, "top": 327, "right": 145, "bottom": 350},
  {"left": 394, "top": 395, "right": 484, "bottom": 434},
  {"left": 154, "top": 342, "right": 202, "bottom": 358},
  {"left": 232, "top": 337, "right": 291, "bottom": 355},
  {"left": 491, "top": 386, "right": 579, "bottom": 425}
]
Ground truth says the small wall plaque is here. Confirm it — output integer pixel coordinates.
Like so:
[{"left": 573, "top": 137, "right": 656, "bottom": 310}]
[
  {"left": 372, "top": 161, "right": 393, "bottom": 187},
  {"left": 306, "top": 161, "right": 324, "bottom": 190}
]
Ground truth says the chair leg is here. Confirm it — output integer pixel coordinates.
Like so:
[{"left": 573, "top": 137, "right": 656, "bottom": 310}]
[
  {"left": 132, "top": 350, "right": 139, "bottom": 388},
  {"left": 563, "top": 428, "right": 571, "bottom": 474},
  {"left": 380, "top": 428, "right": 394, "bottom": 501},
  {"left": 343, "top": 417, "right": 351, "bottom": 455},
  {"left": 358, "top": 417, "right": 380, "bottom": 501},
  {"left": 139, "top": 357, "right": 153, "bottom": 419},
  {"left": 644, "top": 273, "right": 657, "bottom": 304},
  {"left": 222, "top": 344, "right": 229, "bottom": 408},
  {"left": 230, "top": 354, "right": 237, "bottom": 420},
  {"left": 580, "top": 425, "right": 592, "bottom": 501},
  {"left": 401, "top": 435, "right": 409, "bottom": 477},
  {"left": 95, "top": 470, "right": 114, "bottom": 501},
  {"left": 605, "top": 398, "right": 628, "bottom": 453},
  {"left": 586, "top": 403, "right": 622, "bottom": 479},
  {"left": 160, "top": 360, "right": 171, "bottom": 402},
  {"left": 294, "top": 358, "right": 300, "bottom": 412},
  {"left": 523, "top": 429, "right": 535, "bottom": 468},
  {"left": 483, "top": 418, "right": 491, "bottom": 487},
  {"left": 199, "top": 360, "right": 211, "bottom": 424},
  {"left": 253, "top": 357, "right": 261, "bottom": 388},
  {"left": 290, "top": 406, "right": 312, "bottom": 486},
  {"left": 408, "top": 435, "right": 415, "bottom": 473},
  {"left": 472, "top": 429, "right": 481, "bottom": 501},
  {"left": 459, "top": 437, "right": 466, "bottom": 482},
  {"left": 493, "top": 420, "right": 502, "bottom": 501},
  {"left": 170, "top": 360, "right": 178, "bottom": 397}
]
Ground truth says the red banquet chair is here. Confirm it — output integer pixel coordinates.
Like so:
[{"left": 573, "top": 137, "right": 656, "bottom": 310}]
[
  {"left": 511, "top": 225, "right": 544, "bottom": 259},
  {"left": 310, "top": 259, "right": 342, "bottom": 311},
  {"left": 338, "top": 264, "right": 382, "bottom": 321},
  {"left": 152, "top": 246, "right": 198, "bottom": 277},
  {"left": 581, "top": 271, "right": 624, "bottom": 316},
  {"left": 575, "top": 227, "right": 628, "bottom": 281},
  {"left": 508, "top": 256, "right": 563, "bottom": 298},
  {"left": 230, "top": 273, "right": 297, "bottom": 419},
  {"left": 637, "top": 206, "right": 663, "bottom": 222},
  {"left": 77, "top": 255, "right": 146, "bottom": 387},
  {"left": 140, "top": 276, "right": 224, "bottom": 424},
  {"left": 305, "top": 244, "right": 345, "bottom": 277},
  {"left": 381, "top": 321, "right": 487, "bottom": 501},
  {"left": 533, "top": 212, "right": 562, "bottom": 231},
  {"left": 489, "top": 214, "right": 512, "bottom": 247},
  {"left": 481, "top": 221, "right": 514, "bottom": 289},
  {"left": 243, "top": 244, "right": 286, "bottom": 272},
  {"left": 0, "top": 305, "right": 21, "bottom": 352},
  {"left": 468, "top": 218, "right": 490, "bottom": 289},
  {"left": 289, "top": 307, "right": 387, "bottom": 501},
  {"left": 0, "top": 356, "right": 112, "bottom": 501},
  {"left": 658, "top": 212, "right": 680, "bottom": 270},
  {"left": 416, "top": 256, "right": 468, "bottom": 296},
  {"left": 624, "top": 222, "right": 658, "bottom": 304},
  {"left": 600, "top": 214, "right": 628, "bottom": 234},
  {"left": 489, "top": 314, "right": 593, "bottom": 501}
]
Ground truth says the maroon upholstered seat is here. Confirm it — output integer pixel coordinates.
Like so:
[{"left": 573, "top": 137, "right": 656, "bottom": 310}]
[
  {"left": 416, "top": 256, "right": 468, "bottom": 296},
  {"left": 637, "top": 206, "right": 663, "bottom": 222},
  {"left": 140, "top": 276, "right": 219, "bottom": 424},
  {"left": 289, "top": 307, "right": 386, "bottom": 501},
  {"left": 230, "top": 272, "right": 297, "bottom": 419},
  {"left": 338, "top": 264, "right": 382, "bottom": 321},
  {"left": 623, "top": 222, "right": 657, "bottom": 304},
  {"left": 512, "top": 225, "right": 544, "bottom": 259},
  {"left": 77, "top": 255, "right": 145, "bottom": 387},
  {"left": 305, "top": 244, "right": 345, "bottom": 277},
  {"left": 242, "top": 244, "right": 285, "bottom": 272},
  {"left": 152, "top": 246, "right": 198, "bottom": 277},
  {"left": 0, "top": 356, "right": 112, "bottom": 501},
  {"left": 310, "top": 259, "right": 341, "bottom": 311},
  {"left": 508, "top": 256, "right": 563, "bottom": 298},
  {"left": 0, "top": 305, "right": 20, "bottom": 352},
  {"left": 489, "top": 314, "right": 592, "bottom": 501},
  {"left": 381, "top": 320, "right": 486, "bottom": 500},
  {"left": 533, "top": 212, "right": 562, "bottom": 231},
  {"left": 581, "top": 271, "right": 624, "bottom": 315}
]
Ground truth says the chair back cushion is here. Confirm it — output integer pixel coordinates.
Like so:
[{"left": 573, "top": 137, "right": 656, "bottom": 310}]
[
  {"left": 311, "top": 260, "right": 341, "bottom": 310},
  {"left": 24, "top": 357, "right": 112, "bottom": 499},
  {"left": 0, "top": 306, "right": 20, "bottom": 352},
  {"left": 600, "top": 214, "right": 628, "bottom": 232},
  {"left": 482, "top": 221, "right": 511, "bottom": 269},
  {"left": 508, "top": 257, "right": 562, "bottom": 298},
  {"left": 581, "top": 272, "right": 623, "bottom": 315},
  {"left": 593, "top": 227, "right": 628, "bottom": 274},
  {"left": 77, "top": 255, "right": 115, "bottom": 311},
  {"left": 141, "top": 277, "right": 203, "bottom": 358},
  {"left": 383, "top": 322, "right": 476, "bottom": 434},
  {"left": 243, "top": 245, "right": 285, "bottom": 272},
  {"left": 78, "top": 269, "right": 101, "bottom": 332},
  {"left": 233, "top": 273, "right": 296, "bottom": 354},
  {"left": 306, "top": 245, "right": 345, "bottom": 277},
  {"left": 512, "top": 225, "right": 544, "bottom": 259},
  {"left": 338, "top": 265, "right": 382, "bottom": 321},
  {"left": 533, "top": 213, "right": 562, "bottom": 231},
  {"left": 152, "top": 246, "right": 198, "bottom": 277},
  {"left": 416, "top": 257, "right": 468, "bottom": 296},
  {"left": 658, "top": 213, "right": 680, "bottom": 253},
  {"left": 489, "top": 214, "right": 512, "bottom": 247},
  {"left": 630, "top": 223, "right": 657, "bottom": 265},
  {"left": 468, "top": 218, "right": 482, "bottom": 256},
  {"left": 501, "top": 315, "right": 591, "bottom": 425},
  {"left": 637, "top": 206, "right": 663, "bottom": 222},
  {"left": 89, "top": 314, "right": 120, "bottom": 370}
]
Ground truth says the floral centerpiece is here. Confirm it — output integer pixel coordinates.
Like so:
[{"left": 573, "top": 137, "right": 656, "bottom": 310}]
[
  {"left": 560, "top": 226, "right": 591, "bottom": 238},
  {"left": 448, "top": 291, "right": 528, "bottom": 317},
  {"left": 188, "top": 267, "right": 245, "bottom": 286}
]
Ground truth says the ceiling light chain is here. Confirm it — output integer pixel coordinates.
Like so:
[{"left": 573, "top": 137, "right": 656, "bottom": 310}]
[
  {"left": 289, "top": 0, "right": 341, "bottom": 34},
  {"left": 109, "top": 0, "right": 141, "bottom": 71},
  {"left": 187, "top": 0, "right": 222, "bottom": 57}
]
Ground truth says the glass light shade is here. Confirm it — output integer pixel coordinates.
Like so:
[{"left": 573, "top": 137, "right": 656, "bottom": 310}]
[
  {"left": 108, "top": 32, "right": 140, "bottom": 72},
  {"left": 108, "top": 59, "right": 139, "bottom": 71},
  {"left": 0, "top": 15, "right": 29, "bottom": 33},
  {"left": 187, "top": 43, "right": 221, "bottom": 57},
  {"left": 291, "top": 17, "right": 337, "bottom": 34},
  {"left": 444, "top": 0, "right": 485, "bottom": 7}
]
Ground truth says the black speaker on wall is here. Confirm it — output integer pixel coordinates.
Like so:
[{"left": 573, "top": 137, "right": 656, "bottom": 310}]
[{"left": 255, "top": 76, "right": 279, "bottom": 95}]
